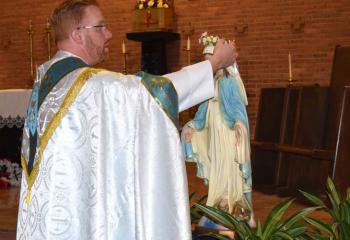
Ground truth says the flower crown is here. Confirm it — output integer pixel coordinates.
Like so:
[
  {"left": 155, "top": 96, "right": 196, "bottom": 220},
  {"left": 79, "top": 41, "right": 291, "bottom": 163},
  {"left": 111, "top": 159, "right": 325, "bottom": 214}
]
[{"left": 198, "top": 32, "right": 219, "bottom": 55}]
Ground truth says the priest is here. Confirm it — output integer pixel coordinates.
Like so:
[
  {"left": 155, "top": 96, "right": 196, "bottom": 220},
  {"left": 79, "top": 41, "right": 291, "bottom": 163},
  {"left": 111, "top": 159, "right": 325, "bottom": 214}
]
[{"left": 16, "top": 0, "right": 238, "bottom": 239}]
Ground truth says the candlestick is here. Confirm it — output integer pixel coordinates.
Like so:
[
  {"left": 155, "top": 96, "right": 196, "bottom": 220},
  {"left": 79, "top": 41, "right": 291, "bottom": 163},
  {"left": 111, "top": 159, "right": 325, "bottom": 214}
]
[
  {"left": 122, "top": 53, "right": 127, "bottom": 75},
  {"left": 186, "top": 35, "right": 190, "bottom": 51},
  {"left": 121, "top": 39, "right": 127, "bottom": 74},
  {"left": 122, "top": 40, "right": 126, "bottom": 54},
  {"left": 45, "top": 18, "right": 52, "bottom": 60},
  {"left": 288, "top": 52, "right": 293, "bottom": 83},
  {"left": 184, "top": 35, "right": 191, "bottom": 65},
  {"left": 27, "top": 20, "right": 34, "bottom": 82}
]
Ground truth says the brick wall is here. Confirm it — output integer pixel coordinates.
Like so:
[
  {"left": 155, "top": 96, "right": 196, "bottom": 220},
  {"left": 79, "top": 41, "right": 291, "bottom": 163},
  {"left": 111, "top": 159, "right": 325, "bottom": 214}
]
[{"left": 1, "top": 0, "right": 350, "bottom": 137}]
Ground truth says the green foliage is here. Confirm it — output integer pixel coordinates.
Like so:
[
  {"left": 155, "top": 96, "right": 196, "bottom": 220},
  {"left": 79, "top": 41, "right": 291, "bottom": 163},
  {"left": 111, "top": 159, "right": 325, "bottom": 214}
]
[
  {"left": 190, "top": 177, "right": 350, "bottom": 239},
  {"left": 189, "top": 192, "right": 208, "bottom": 224},
  {"left": 300, "top": 176, "right": 350, "bottom": 240},
  {"left": 195, "top": 199, "right": 317, "bottom": 240}
]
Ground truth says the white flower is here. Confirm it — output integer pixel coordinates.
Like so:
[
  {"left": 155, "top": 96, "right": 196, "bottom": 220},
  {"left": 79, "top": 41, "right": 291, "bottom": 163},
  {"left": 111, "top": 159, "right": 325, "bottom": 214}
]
[{"left": 147, "top": 0, "right": 155, "bottom": 7}]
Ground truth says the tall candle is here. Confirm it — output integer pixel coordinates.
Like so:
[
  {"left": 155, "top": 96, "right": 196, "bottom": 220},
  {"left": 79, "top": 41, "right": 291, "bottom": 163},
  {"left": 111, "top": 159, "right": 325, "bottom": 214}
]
[
  {"left": 187, "top": 36, "right": 190, "bottom": 50},
  {"left": 122, "top": 40, "right": 126, "bottom": 54},
  {"left": 288, "top": 52, "right": 292, "bottom": 81}
]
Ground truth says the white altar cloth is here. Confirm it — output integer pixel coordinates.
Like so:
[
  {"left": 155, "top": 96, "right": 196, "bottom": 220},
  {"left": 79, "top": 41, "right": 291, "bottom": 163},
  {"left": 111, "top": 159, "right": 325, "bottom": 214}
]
[{"left": 0, "top": 89, "right": 31, "bottom": 128}]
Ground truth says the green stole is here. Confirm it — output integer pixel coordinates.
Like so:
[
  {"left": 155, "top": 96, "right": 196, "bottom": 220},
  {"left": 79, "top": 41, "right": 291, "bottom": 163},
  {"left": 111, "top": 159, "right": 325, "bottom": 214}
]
[
  {"left": 26, "top": 57, "right": 88, "bottom": 175},
  {"left": 136, "top": 71, "right": 179, "bottom": 129}
]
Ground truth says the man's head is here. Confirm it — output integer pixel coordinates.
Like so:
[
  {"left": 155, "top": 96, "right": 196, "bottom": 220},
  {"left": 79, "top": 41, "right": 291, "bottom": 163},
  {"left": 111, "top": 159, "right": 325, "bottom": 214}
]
[{"left": 50, "top": 0, "right": 112, "bottom": 65}]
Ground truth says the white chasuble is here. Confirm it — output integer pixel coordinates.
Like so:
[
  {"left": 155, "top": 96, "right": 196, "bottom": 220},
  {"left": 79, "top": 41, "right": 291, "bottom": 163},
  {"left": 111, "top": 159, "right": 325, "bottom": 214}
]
[{"left": 17, "top": 52, "right": 206, "bottom": 239}]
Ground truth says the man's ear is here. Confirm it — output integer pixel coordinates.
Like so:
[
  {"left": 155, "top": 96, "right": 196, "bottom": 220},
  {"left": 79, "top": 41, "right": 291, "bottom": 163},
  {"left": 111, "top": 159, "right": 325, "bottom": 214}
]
[{"left": 70, "top": 29, "right": 83, "bottom": 44}]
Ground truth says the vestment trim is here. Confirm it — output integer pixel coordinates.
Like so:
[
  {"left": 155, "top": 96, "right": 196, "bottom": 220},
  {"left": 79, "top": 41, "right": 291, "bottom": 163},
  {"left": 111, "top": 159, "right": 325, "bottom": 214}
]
[
  {"left": 22, "top": 68, "right": 103, "bottom": 203},
  {"left": 136, "top": 71, "right": 179, "bottom": 128}
]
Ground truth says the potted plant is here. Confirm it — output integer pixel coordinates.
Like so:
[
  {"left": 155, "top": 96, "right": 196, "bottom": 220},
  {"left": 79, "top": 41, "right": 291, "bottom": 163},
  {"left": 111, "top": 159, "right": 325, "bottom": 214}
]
[
  {"left": 300, "top": 177, "right": 350, "bottom": 240},
  {"left": 195, "top": 199, "right": 318, "bottom": 239}
]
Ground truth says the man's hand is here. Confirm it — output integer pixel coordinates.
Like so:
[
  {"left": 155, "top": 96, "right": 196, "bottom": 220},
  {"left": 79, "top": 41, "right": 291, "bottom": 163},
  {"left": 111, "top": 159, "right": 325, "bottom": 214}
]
[{"left": 209, "top": 39, "right": 238, "bottom": 73}]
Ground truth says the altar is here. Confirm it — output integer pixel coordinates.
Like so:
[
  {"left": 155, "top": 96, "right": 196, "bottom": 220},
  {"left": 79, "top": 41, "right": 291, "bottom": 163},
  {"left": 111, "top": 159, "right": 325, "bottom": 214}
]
[{"left": 0, "top": 89, "right": 31, "bottom": 164}]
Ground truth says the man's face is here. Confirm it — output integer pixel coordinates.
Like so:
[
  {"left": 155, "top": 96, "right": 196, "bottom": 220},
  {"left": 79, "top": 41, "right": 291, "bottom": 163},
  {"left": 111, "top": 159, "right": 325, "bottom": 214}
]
[{"left": 78, "top": 6, "right": 112, "bottom": 65}]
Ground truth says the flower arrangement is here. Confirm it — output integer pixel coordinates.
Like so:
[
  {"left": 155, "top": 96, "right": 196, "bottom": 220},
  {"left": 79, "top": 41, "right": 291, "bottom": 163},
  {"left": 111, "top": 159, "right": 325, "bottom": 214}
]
[
  {"left": 198, "top": 32, "right": 219, "bottom": 47},
  {"left": 136, "top": 0, "right": 171, "bottom": 9},
  {"left": 0, "top": 159, "right": 22, "bottom": 188},
  {"left": 199, "top": 32, "right": 220, "bottom": 55}
]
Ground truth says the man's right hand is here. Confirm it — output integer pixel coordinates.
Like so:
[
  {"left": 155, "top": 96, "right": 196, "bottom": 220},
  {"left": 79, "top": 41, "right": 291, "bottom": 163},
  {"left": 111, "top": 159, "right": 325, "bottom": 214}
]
[{"left": 209, "top": 39, "right": 238, "bottom": 73}]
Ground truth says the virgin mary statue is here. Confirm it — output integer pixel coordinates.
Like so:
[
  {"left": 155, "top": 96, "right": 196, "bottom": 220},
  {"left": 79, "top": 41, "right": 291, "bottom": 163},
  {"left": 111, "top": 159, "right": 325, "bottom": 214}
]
[{"left": 182, "top": 33, "right": 256, "bottom": 228}]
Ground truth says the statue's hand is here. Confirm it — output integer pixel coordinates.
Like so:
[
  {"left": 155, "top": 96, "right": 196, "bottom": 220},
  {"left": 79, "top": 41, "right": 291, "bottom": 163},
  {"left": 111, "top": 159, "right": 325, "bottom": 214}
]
[
  {"left": 234, "top": 124, "right": 242, "bottom": 147},
  {"left": 184, "top": 128, "right": 193, "bottom": 143}
]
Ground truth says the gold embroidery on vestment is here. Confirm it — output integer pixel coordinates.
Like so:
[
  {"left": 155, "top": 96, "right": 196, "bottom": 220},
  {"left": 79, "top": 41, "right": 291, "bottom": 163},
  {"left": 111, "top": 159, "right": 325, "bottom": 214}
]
[{"left": 22, "top": 68, "right": 104, "bottom": 203}]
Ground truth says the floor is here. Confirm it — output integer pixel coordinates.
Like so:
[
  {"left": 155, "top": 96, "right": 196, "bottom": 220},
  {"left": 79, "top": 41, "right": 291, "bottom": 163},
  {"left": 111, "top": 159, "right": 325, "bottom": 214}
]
[{"left": 0, "top": 163, "right": 331, "bottom": 239}]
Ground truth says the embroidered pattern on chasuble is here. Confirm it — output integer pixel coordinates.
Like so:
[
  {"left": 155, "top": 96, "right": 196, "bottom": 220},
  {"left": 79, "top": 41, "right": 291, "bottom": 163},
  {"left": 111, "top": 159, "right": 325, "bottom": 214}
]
[
  {"left": 136, "top": 71, "right": 179, "bottom": 128},
  {"left": 22, "top": 57, "right": 103, "bottom": 203}
]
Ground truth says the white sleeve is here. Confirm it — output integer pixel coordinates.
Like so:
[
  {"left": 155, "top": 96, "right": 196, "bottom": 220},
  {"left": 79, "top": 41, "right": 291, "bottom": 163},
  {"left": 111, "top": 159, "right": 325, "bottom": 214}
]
[{"left": 163, "top": 60, "right": 214, "bottom": 112}]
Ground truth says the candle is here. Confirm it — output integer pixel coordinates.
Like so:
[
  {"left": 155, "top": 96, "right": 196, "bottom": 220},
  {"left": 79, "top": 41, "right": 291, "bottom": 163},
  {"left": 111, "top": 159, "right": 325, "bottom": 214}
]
[
  {"left": 288, "top": 52, "right": 292, "bottom": 81},
  {"left": 122, "top": 40, "right": 126, "bottom": 54},
  {"left": 187, "top": 36, "right": 190, "bottom": 50},
  {"left": 46, "top": 18, "right": 50, "bottom": 28}
]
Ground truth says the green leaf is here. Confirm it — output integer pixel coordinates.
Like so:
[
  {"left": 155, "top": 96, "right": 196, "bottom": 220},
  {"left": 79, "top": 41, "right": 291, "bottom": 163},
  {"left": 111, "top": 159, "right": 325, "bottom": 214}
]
[
  {"left": 304, "top": 217, "right": 335, "bottom": 238},
  {"left": 326, "top": 191, "right": 340, "bottom": 220},
  {"left": 281, "top": 206, "right": 319, "bottom": 229},
  {"left": 339, "top": 222, "right": 350, "bottom": 240},
  {"left": 339, "top": 201, "right": 350, "bottom": 224},
  {"left": 194, "top": 203, "right": 241, "bottom": 232},
  {"left": 196, "top": 193, "right": 208, "bottom": 204},
  {"left": 331, "top": 222, "right": 338, "bottom": 237},
  {"left": 199, "top": 232, "right": 233, "bottom": 240},
  {"left": 256, "top": 221, "right": 262, "bottom": 237},
  {"left": 262, "top": 199, "right": 293, "bottom": 239},
  {"left": 326, "top": 177, "right": 342, "bottom": 204},
  {"left": 346, "top": 187, "right": 350, "bottom": 201},
  {"left": 190, "top": 208, "right": 203, "bottom": 219},
  {"left": 294, "top": 236, "right": 312, "bottom": 240},
  {"left": 286, "top": 226, "right": 309, "bottom": 237},
  {"left": 306, "top": 232, "right": 330, "bottom": 240},
  {"left": 299, "top": 190, "right": 326, "bottom": 208},
  {"left": 189, "top": 191, "right": 196, "bottom": 201},
  {"left": 240, "top": 220, "right": 255, "bottom": 237},
  {"left": 273, "top": 231, "right": 293, "bottom": 239}
]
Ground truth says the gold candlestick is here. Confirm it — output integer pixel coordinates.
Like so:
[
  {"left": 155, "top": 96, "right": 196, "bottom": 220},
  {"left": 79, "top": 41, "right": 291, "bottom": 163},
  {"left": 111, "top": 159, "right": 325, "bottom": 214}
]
[
  {"left": 45, "top": 18, "right": 52, "bottom": 60},
  {"left": 122, "top": 40, "right": 127, "bottom": 74},
  {"left": 122, "top": 53, "right": 127, "bottom": 75},
  {"left": 27, "top": 20, "right": 34, "bottom": 81},
  {"left": 184, "top": 35, "right": 191, "bottom": 65},
  {"left": 288, "top": 52, "right": 293, "bottom": 86},
  {"left": 181, "top": 22, "right": 194, "bottom": 66}
]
